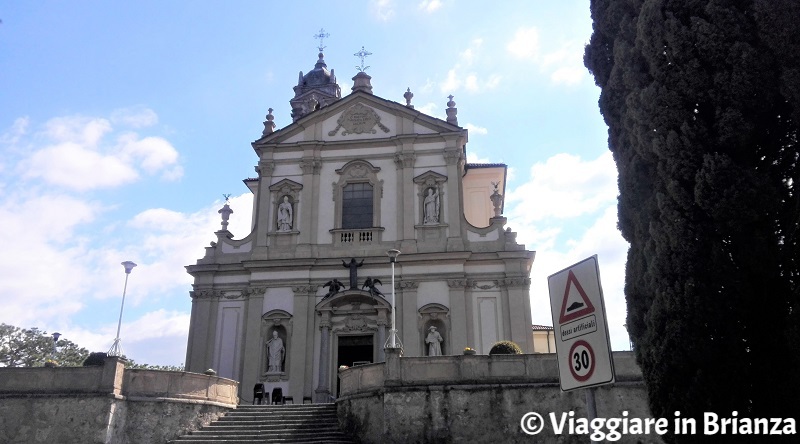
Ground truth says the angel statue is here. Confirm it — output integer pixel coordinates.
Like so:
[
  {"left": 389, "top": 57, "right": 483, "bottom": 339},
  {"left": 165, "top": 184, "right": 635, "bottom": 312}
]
[{"left": 362, "top": 277, "right": 384, "bottom": 298}]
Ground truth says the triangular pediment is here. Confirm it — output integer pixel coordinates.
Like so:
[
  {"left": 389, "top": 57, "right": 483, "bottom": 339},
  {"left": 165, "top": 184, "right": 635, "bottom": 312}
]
[{"left": 253, "top": 91, "right": 464, "bottom": 148}]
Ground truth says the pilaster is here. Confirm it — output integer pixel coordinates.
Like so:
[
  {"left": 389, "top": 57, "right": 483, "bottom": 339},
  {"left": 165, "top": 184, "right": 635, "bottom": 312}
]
[
  {"left": 241, "top": 286, "right": 266, "bottom": 400},
  {"left": 447, "top": 280, "right": 468, "bottom": 353},
  {"left": 399, "top": 281, "right": 419, "bottom": 356}
]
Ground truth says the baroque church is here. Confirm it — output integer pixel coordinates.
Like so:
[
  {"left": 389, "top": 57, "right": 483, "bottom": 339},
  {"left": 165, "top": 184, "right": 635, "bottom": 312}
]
[{"left": 184, "top": 43, "right": 536, "bottom": 402}]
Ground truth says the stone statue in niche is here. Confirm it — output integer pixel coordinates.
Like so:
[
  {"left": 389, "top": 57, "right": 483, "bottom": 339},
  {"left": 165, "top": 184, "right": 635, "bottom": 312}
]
[
  {"left": 266, "top": 330, "right": 285, "bottom": 373},
  {"left": 425, "top": 326, "right": 443, "bottom": 356},
  {"left": 277, "top": 196, "right": 293, "bottom": 231},
  {"left": 423, "top": 188, "right": 440, "bottom": 224}
]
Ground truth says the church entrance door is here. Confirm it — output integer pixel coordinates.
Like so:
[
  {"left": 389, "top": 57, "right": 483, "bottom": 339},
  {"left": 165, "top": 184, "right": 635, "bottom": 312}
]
[{"left": 336, "top": 334, "right": 373, "bottom": 396}]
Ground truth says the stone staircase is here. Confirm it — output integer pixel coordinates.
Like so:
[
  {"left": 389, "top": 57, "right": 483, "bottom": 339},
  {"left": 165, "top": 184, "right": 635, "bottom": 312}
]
[{"left": 170, "top": 403, "right": 355, "bottom": 443}]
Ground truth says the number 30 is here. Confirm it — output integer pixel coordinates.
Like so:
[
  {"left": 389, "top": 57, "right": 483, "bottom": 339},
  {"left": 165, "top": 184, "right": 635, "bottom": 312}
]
[{"left": 573, "top": 350, "right": 589, "bottom": 371}]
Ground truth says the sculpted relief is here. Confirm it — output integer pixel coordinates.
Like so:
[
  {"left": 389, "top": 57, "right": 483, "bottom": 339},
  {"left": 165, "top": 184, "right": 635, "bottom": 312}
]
[{"left": 328, "top": 103, "right": 390, "bottom": 136}]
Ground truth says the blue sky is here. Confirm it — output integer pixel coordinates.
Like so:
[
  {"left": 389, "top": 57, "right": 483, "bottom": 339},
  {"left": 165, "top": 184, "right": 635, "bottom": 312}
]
[{"left": 0, "top": 0, "right": 630, "bottom": 366}]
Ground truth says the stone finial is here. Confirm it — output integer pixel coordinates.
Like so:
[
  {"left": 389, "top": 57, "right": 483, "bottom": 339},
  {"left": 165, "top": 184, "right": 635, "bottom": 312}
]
[
  {"left": 352, "top": 71, "right": 373, "bottom": 94},
  {"left": 446, "top": 94, "right": 458, "bottom": 125},
  {"left": 218, "top": 201, "right": 233, "bottom": 231},
  {"left": 404, "top": 88, "right": 414, "bottom": 108},
  {"left": 490, "top": 181, "right": 503, "bottom": 217},
  {"left": 262, "top": 108, "right": 276, "bottom": 136}
]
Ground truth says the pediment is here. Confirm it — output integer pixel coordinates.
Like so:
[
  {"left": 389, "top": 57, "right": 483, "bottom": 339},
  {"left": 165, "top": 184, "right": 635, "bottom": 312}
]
[
  {"left": 315, "top": 288, "right": 391, "bottom": 311},
  {"left": 253, "top": 92, "right": 464, "bottom": 148}
]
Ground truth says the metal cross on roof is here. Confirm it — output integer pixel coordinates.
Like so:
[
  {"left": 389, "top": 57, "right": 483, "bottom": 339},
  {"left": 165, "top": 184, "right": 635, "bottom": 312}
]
[
  {"left": 314, "top": 28, "right": 330, "bottom": 52},
  {"left": 354, "top": 46, "right": 372, "bottom": 72}
]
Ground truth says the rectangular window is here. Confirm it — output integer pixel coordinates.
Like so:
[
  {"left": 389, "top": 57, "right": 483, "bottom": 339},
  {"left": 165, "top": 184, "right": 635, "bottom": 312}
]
[{"left": 342, "top": 183, "right": 373, "bottom": 229}]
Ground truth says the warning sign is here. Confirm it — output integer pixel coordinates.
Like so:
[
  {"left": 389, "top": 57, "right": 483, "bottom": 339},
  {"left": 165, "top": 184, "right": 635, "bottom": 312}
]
[
  {"left": 558, "top": 270, "right": 596, "bottom": 323},
  {"left": 548, "top": 255, "right": 615, "bottom": 391}
]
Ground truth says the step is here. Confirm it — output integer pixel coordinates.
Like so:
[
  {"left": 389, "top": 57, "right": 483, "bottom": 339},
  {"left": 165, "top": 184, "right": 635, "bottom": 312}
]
[{"left": 169, "top": 403, "right": 354, "bottom": 444}]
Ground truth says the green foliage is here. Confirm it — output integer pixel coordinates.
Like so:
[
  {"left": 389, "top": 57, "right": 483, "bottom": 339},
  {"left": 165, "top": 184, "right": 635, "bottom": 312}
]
[
  {"left": 82, "top": 352, "right": 107, "bottom": 366},
  {"left": 0, "top": 323, "right": 89, "bottom": 367},
  {"left": 0, "top": 323, "right": 184, "bottom": 371},
  {"left": 123, "top": 358, "right": 185, "bottom": 372},
  {"left": 585, "top": 0, "right": 800, "bottom": 435},
  {"left": 488, "top": 341, "right": 522, "bottom": 355}
]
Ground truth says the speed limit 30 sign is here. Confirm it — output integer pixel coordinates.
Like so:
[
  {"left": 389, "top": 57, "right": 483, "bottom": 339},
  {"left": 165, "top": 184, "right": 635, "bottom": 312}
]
[{"left": 548, "top": 255, "right": 615, "bottom": 391}]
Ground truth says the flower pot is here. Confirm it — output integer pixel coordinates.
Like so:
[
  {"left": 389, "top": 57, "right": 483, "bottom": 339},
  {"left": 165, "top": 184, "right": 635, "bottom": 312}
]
[{"left": 463, "top": 349, "right": 476, "bottom": 355}]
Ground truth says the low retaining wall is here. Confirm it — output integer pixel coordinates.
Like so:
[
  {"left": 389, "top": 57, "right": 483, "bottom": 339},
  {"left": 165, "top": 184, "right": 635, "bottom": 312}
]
[
  {"left": 337, "top": 351, "right": 661, "bottom": 443},
  {"left": 0, "top": 357, "right": 238, "bottom": 444}
]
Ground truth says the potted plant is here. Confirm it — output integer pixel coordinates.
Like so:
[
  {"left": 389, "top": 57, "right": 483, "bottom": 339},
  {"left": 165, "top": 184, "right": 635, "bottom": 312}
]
[
  {"left": 488, "top": 340, "right": 522, "bottom": 355},
  {"left": 463, "top": 347, "right": 476, "bottom": 355},
  {"left": 44, "top": 359, "right": 58, "bottom": 368}
]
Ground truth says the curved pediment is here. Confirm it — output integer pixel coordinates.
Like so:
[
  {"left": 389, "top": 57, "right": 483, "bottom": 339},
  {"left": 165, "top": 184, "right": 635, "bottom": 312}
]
[{"left": 315, "top": 289, "right": 391, "bottom": 311}]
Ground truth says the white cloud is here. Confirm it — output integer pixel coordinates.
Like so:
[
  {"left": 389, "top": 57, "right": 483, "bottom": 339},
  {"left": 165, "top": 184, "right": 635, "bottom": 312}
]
[
  {"left": 507, "top": 27, "right": 540, "bottom": 60},
  {"left": 506, "top": 26, "right": 586, "bottom": 86},
  {"left": 520, "top": 206, "right": 631, "bottom": 351},
  {"left": 551, "top": 66, "right": 584, "bottom": 86},
  {"left": 44, "top": 116, "right": 112, "bottom": 147},
  {"left": 459, "top": 38, "right": 483, "bottom": 65},
  {"left": 119, "top": 134, "right": 181, "bottom": 175},
  {"left": 439, "top": 39, "right": 499, "bottom": 94},
  {"left": 506, "top": 151, "right": 617, "bottom": 221},
  {"left": 110, "top": 106, "right": 158, "bottom": 128},
  {"left": 440, "top": 69, "right": 461, "bottom": 93},
  {"left": 370, "top": 0, "right": 395, "bottom": 21},
  {"left": 16, "top": 112, "right": 181, "bottom": 191},
  {"left": 463, "top": 123, "right": 488, "bottom": 135},
  {"left": 466, "top": 151, "right": 491, "bottom": 164},
  {"left": 416, "top": 102, "right": 438, "bottom": 116},
  {"left": 22, "top": 141, "right": 140, "bottom": 190},
  {"left": 418, "top": 0, "right": 442, "bottom": 13},
  {"left": 504, "top": 150, "right": 631, "bottom": 350},
  {"left": 0, "top": 117, "right": 29, "bottom": 147}
]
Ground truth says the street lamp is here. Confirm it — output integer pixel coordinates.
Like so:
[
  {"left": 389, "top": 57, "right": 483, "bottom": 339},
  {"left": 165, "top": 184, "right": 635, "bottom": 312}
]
[
  {"left": 51, "top": 332, "right": 61, "bottom": 360},
  {"left": 385, "top": 249, "right": 402, "bottom": 349},
  {"left": 108, "top": 261, "right": 137, "bottom": 357}
]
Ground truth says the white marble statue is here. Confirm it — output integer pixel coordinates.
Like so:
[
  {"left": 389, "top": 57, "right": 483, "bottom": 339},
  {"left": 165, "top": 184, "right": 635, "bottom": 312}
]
[
  {"left": 277, "top": 196, "right": 293, "bottom": 231},
  {"left": 423, "top": 188, "right": 440, "bottom": 224},
  {"left": 425, "top": 326, "right": 443, "bottom": 356},
  {"left": 266, "top": 331, "right": 285, "bottom": 372}
]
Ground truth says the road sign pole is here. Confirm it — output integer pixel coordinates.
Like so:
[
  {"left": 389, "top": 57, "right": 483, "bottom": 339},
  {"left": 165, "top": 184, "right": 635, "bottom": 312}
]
[{"left": 585, "top": 386, "right": 597, "bottom": 419}]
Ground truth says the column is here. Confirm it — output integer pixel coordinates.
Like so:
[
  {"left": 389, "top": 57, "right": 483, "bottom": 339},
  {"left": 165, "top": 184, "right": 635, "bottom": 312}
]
[
  {"left": 376, "top": 306, "right": 388, "bottom": 361},
  {"left": 289, "top": 286, "right": 312, "bottom": 401},
  {"left": 314, "top": 319, "right": 332, "bottom": 403},
  {"left": 448, "top": 280, "right": 468, "bottom": 353},
  {"left": 241, "top": 287, "right": 266, "bottom": 400},
  {"left": 400, "top": 281, "right": 420, "bottom": 356},
  {"left": 443, "top": 146, "right": 464, "bottom": 250},
  {"left": 254, "top": 161, "right": 275, "bottom": 250}
]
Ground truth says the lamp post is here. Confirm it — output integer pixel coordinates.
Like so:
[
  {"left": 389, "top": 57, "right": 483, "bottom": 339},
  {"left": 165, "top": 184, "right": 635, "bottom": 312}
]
[
  {"left": 51, "top": 332, "right": 61, "bottom": 360},
  {"left": 108, "top": 261, "right": 137, "bottom": 357},
  {"left": 385, "top": 249, "right": 402, "bottom": 349}
]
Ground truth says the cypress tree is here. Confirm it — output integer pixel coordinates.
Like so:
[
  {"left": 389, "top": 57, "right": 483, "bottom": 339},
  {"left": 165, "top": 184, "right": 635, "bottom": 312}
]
[{"left": 585, "top": 0, "right": 800, "bottom": 437}]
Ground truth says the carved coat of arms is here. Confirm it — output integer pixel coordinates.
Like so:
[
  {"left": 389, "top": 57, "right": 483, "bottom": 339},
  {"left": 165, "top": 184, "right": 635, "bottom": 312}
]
[{"left": 329, "top": 103, "right": 390, "bottom": 136}]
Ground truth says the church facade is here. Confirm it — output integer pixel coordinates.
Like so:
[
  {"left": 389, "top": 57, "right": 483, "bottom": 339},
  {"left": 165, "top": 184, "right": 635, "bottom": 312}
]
[{"left": 184, "top": 50, "right": 535, "bottom": 402}]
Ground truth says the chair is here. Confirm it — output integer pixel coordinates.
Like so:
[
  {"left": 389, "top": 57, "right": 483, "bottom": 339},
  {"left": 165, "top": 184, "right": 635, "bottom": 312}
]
[
  {"left": 253, "top": 383, "right": 265, "bottom": 405},
  {"left": 283, "top": 395, "right": 294, "bottom": 404},
  {"left": 303, "top": 396, "right": 313, "bottom": 404},
  {"left": 271, "top": 387, "right": 283, "bottom": 405}
]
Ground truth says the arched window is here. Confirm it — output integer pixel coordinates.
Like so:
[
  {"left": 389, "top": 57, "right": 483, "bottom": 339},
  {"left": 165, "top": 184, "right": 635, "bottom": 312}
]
[
  {"left": 331, "top": 160, "right": 384, "bottom": 245},
  {"left": 342, "top": 182, "right": 374, "bottom": 229}
]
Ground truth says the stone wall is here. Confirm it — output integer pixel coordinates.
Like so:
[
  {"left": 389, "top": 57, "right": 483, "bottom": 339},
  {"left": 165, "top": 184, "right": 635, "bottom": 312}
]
[
  {"left": 337, "top": 351, "right": 662, "bottom": 443},
  {"left": 0, "top": 357, "right": 238, "bottom": 444}
]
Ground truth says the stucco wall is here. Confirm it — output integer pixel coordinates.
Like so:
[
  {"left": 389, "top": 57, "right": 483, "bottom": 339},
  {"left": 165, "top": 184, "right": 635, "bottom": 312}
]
[
  {"left": 337, "top": 351, "right": 661, "bottom": 444},
  {"left": 0, "top": 357, "right": 238, "bottom": 444}
]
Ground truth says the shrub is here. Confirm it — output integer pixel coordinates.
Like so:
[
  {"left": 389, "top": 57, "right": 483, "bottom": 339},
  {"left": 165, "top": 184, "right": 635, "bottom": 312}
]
[
  {"left": 489, "top": 341, "right": 522, "bottom": 355},
  {"left": 82, "top": 352, "right": 107, "bottom": 366}
]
